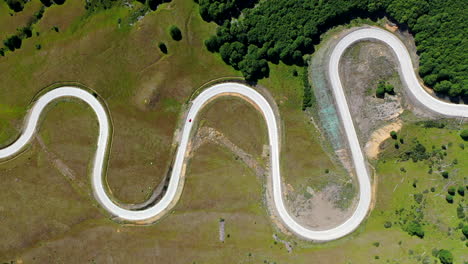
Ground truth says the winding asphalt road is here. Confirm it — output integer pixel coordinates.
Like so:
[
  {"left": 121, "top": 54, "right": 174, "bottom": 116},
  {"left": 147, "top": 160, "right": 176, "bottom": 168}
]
[{"left": 0, "top": 27, "right": 466, "bottom": 241}]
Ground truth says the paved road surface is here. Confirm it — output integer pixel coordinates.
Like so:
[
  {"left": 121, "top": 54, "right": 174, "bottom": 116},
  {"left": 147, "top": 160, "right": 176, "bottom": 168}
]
[{"left": 0, "top": 27, "right": 466, "bottom": 241}]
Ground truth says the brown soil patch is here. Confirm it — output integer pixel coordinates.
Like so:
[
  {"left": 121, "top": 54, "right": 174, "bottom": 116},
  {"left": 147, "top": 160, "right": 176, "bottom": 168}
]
[
  {"left": 364, "top": 120, "right": 403, "bottom": 159},
  {"left": 287, "top": 185, "right": 356, "bottom": 230},
  {"left": 384, "top": 23, "right": 398, "bottom": 32}
]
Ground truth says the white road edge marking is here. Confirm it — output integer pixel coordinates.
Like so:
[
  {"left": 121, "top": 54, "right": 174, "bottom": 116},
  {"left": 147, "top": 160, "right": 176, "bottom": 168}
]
[{"left": 1, "top": 27, "right": 466, "bottom": 241}]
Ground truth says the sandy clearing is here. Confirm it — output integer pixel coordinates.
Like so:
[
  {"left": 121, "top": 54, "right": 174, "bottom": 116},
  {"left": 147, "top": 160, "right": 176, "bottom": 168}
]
[{"left": 364, "top": 120, "right": 403, "bottom": 159}]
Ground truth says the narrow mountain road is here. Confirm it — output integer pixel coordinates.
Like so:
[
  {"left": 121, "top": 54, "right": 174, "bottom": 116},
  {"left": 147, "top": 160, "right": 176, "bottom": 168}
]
[{"left": 1, "top": 27, "right": 466, "bottom": 241}]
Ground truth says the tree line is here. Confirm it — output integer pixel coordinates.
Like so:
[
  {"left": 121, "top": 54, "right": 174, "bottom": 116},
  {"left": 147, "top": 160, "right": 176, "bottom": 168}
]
[{"left": 197, "top": 0, "right": 467, "bottom": 98}]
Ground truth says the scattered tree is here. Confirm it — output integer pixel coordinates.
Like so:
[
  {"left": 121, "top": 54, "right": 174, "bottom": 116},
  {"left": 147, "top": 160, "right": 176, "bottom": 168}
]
[
  {"left": 390, "top": 131, "right": 397, "bottom": 139},
  {"left": 376, "top": 81, "right": 394, "bottom": 98},
  {"left": 462, "top": 225, "right": 468, "bottom": 239},
  {"left": 457, "top": 204, "right": 465, "bottom": 219},
  {"left": 445, "top": 194, "right": 453, "bottom": 204},
  {"left": 438, "top": 249, "right": 453, "bottom": 264},
  {"left": 148, "top": 0, "right": 170, "bottom": 11},
  {"left": 441, "top": 171, "right": 449, "bottom": 178},
  {"left": 457, "top": 186, "right": 465, "bottom": 196},
  {"left": 40, "top": 0, "right": 53, "bottom": 7},
  {"left": 5, "top": 0, "right": 24, "bottom": 12},
  {"left": 3, "top": 35, "right": 22, "bottom": 51},
  {"left": 158, "top": 42, "right": 168, "bottom": 54},
  {"left": 169, "top": 25, "right": 182, "bottom": 41},
  {"left": 448, "top": 186, "right": 456, "bottom": 196},
  {"left": 460, "top": 130, "right": 468, "bottom": 141},
  {"left": 407, "top": 221, "right": 424, "bottom": 238}
]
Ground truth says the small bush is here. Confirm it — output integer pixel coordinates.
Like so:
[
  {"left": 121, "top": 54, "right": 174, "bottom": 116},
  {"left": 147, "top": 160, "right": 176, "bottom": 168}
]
[
  {"left": 158, "top": 42, "right": 167, "bottom": 54},
  {"left": 462, "top": 225, "right": 468, "bottom": 239},
  {"left": 406, "top": 221, "right": 424, "bottom": 238},
  {"left": 376, "top": 85, "right": 385, "bottom": 98},
  {"left": 376, "top": 80, "right": 394, "bottom": 98},
  {"left": 390, "top": 131, "right": 397, "bottom": 139},
  {"left": 35, "top": 44, "right": 41, "bottom": 50},
  {"left": 448, "top": 186, "right": 456, "bottom": 195},
  {"left": 457, "top": 204, "right": 465, "bottom": 219},
  {"left": 385, "top": 84, "right": 394, "bottom": 94},
  {"left": 446, "top": 194, "right": 453, "bottom": 203},
  {"left": 460, "top": 129, "right": 468, "bottom": 141},
  {"left": 384, "top": 221, "right": 392, "bottom": 228},
  {"left": 418, "top": 120, "right": 445, "bottom": 128},
  {"left": 457, "top": 186, "right": 465, "bottom": 196},
  {"left": 18, "top": 26, "right": 32, "bottom": 38},
  {"left": 414, "top": 193, "right": 423, "bottom": 204},
  {"left": 169, "top": 25, "right": 182, "bottom": 41},
  {"left": 442, "top": 171, "right": 449, "bottom": 178}
]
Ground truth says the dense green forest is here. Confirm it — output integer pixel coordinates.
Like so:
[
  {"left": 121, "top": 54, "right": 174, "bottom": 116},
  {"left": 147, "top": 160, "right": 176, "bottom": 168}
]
[{"left": 200, "top": 0, "right": 467, "bottom": 98}]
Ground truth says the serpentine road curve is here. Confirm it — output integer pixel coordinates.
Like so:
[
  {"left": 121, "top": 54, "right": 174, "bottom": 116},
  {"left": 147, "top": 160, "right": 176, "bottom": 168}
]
[{"left": 0, "top": 27, "right": 466, "bottom": 241}]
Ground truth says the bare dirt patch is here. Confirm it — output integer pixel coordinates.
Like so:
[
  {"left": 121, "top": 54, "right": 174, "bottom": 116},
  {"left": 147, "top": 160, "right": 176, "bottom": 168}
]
[
  {"left": 364, "top": 120, "right": 403, "bottom": 159},
  {"left": 286, "top": 184, "right": 356, "bottom": 230}
]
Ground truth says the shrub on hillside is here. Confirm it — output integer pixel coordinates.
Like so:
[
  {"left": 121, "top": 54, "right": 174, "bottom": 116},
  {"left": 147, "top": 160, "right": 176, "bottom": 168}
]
[
  {"left": 406, "top": 221, "right": 424, "bottom": 238},
  {"left": 438, "top": 249, "right": 453, "bottom": 264},
  {"left": 460, "top": 130, "right": 468, "bottom": 141},
  {"left": 158, "top": 42, "right": 168, "bottom": 54},
  {"left": 448, "top": 186, "right": 456, "bottom": 196},
  {"left": 169, "top": 25, "right": 182, "bottom": 41},
  {"left": 441, "top": 171, "right": 449, "bottom": 178},
  {"left": 457, "top": 186, "right": 465, "bottom": 196},
  {"left": 445, "top": 194, "right": 453, "bottom": 203},
  {"left": 462, "top": 225, "right": 468, "bottom": 239}
]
